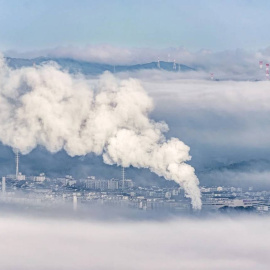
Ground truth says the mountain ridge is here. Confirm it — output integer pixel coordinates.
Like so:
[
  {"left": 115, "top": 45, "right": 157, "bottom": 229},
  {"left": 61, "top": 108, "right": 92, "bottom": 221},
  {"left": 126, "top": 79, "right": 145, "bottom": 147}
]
[{"left": 4, "top": 57, "right": 196, "bottom": 75}]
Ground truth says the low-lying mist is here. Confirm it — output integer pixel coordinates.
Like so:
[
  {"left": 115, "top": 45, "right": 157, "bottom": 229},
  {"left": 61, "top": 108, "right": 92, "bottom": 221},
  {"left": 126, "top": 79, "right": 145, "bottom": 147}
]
[{"left": 0, "top": 213, "right": 269, "bottom": 270}]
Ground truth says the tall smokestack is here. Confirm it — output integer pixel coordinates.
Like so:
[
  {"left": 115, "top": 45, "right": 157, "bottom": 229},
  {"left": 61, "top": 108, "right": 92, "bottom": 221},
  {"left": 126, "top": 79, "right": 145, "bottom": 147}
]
[
  {"left": 122, "top": 167, "right": 125, "bottom": 189},
  {"left": 15, "top": 149, "right": 19, "bottom": 180}
]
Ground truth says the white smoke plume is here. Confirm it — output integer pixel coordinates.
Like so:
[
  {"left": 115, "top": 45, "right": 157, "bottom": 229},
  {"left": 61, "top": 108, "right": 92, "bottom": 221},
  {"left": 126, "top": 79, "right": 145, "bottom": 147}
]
[{"left": 0, "top": 55, "right": 201, "bottom": 209}]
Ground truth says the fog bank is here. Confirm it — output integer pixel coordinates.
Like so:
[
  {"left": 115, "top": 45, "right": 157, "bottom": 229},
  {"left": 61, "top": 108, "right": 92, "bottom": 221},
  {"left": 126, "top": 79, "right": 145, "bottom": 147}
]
[{"left": 0, "top": 216, "right": 269, "bottom": 270}]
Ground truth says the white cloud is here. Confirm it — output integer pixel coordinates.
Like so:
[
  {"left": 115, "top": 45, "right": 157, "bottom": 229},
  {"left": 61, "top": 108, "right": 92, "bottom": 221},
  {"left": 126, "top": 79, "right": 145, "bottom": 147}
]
[
  {"left": 138, "top": 77, "right": 270, "bottom": 147},
  {"left": 122, "top": 74, "right": 270, "bottom": 186}
]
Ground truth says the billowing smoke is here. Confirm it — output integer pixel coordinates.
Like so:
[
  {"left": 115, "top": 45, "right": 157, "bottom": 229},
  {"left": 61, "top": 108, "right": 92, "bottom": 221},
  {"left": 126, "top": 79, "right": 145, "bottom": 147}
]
[{"left": 0, "top": 55, "right": 201, "bottom": 209}]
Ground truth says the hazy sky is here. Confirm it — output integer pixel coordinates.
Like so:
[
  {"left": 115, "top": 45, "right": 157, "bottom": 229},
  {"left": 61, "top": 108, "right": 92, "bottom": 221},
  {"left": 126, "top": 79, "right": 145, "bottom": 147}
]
[{"left": 1, "top": 0, "right": 270, "bottom": 51}]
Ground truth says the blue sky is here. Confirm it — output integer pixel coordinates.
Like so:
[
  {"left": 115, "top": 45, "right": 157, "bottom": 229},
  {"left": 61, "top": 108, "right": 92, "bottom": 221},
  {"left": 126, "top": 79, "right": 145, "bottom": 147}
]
[{"left": 0, "top": 0, "right": 270, "bottom": 52}]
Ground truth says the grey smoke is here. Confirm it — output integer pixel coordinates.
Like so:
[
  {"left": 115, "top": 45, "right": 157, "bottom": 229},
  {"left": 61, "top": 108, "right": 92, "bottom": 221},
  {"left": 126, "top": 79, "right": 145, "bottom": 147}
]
[{"left": 0, "top": 55, "right": 201, "bottom": 209}]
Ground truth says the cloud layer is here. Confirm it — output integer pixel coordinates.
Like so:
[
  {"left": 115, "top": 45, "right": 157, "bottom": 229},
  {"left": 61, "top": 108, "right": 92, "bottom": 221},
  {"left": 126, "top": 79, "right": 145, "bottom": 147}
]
[
  {"left": 6, "top": 45, "right": 270, "bottom": 80},
  {"left": 131, "top": 75, "right": 270, "bottom": 187},
  {"left": 0, "top": 215, "right": 269, "bottom": 270}
]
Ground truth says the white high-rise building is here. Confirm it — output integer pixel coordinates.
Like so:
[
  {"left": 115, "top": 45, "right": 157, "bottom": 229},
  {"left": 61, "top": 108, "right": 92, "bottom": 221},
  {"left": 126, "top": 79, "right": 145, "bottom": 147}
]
[
  {"left": 123, "top": 179, "right": 134, "bottom": 189},
  {"left": 108, "top": 179, "right": 119, "bottom": 190},
  {"left": 34, "top": 173, "right": 46, "bottom": 182},
  {"left": 17, "top": 173, "right": 26, "bottom": 181}
]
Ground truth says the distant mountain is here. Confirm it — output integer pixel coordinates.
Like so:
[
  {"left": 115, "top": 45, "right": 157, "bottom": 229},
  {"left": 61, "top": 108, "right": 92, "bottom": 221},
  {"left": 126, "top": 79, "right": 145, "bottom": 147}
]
[
  {"left": 4, "top": 57, "right": 195, "bottom": 75},
  {"left": 115, "top": 61, "right": 195, "bottom": 73},
  {"left": 202, "top": 159, "right": 270, "bottom": 174},
  {"left": 196, "top": 158, "right": 270, "bottom": 189},
  {"left": 219, "top": 159, "right": 270, "bottom": 172}
]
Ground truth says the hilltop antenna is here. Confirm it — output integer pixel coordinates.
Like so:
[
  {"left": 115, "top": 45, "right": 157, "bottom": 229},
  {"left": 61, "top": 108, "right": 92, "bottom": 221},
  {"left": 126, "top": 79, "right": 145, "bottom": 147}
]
[
  {"left": 157, "top": 57, "right": 160, "bottom": 69},
  {"left": 15, "top": 149, "right": 19, "bottom": 179},
  {"left": 173, "top": 59, "right": 176, "bottom": 70}
]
